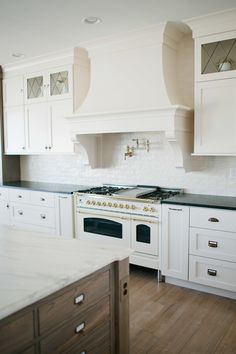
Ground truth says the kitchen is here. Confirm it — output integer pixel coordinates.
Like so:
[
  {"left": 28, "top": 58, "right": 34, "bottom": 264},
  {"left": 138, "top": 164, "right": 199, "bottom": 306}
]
[{"left": 1, "top": 0, "right": 236, "bottom": 353}]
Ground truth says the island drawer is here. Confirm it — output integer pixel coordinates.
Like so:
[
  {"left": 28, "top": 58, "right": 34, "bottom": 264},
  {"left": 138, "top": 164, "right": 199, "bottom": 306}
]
[
  {"left": 189, "top": 255, "right": 236, "bottom": 292},
  {"left": 30, "top": 191, "right": 55, "bottom": 207},
  {"left": 190, "top": 227, "right": 236, "bottom": 262},
  {"left": 0, "top": 187, "right": 9, "bottom": 201},
  {"left": 0, "top": 311, "right": 34, "bottom": 354},
  {"left": 190, "top": 207, "right": 236, "bottom": 233},
  {"left": 39, "top": 269, "right": 110, "bottom": 335},
  {"left": 40, "top": 297, "right": 110, "bottom": 353},
  {"left": 9, "top": 188, "right": 30, "bottom": 203},
  {"left": 12, "top": 204, "right": 55, "bottom": 228}
]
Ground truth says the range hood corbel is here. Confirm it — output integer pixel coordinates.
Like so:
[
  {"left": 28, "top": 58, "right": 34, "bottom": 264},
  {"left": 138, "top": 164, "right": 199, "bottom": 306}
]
[{"left": 66, "top": 22, "right": 194, "bottom": 171}]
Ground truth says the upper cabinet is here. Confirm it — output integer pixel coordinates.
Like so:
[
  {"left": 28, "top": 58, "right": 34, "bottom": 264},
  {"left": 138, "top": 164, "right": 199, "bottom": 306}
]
[
  {"left": 25, "top": 65, "right": 72, "bottom": 104},
  {"left": 2, "top": 48, "right": 90, "bottom": 155},
  {"left": 186, "top": 10, "right": 236, "bottom": 156},
  {"left": 3, "top": 75, "right": 24, "bottom": 107}
]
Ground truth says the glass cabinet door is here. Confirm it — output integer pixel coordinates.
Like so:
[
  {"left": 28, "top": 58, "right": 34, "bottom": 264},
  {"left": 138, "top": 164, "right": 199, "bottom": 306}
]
[
  {"left": 48, "top": 66, "right": 72, "bottom": 100},
  {"left": 26, "top": 75, "right": 44, "bottom": 101}
]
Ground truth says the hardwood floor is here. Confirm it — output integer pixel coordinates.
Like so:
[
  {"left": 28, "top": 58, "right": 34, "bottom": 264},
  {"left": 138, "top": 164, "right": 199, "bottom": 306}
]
[{"left": 129, "top": 265, "right": 236, "bottom": 354}]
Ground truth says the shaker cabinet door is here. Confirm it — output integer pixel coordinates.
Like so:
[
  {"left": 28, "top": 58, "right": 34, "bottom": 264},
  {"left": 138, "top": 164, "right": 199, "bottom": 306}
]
[
  {"left": 4, "top": 106, "right": 26, "bottom": 154},
  {"left": 3, "top": 76, "right": 24, "bottom": 107},
  {"left": 194, "top": 79, "right": 236, "bottom": 155},
  {"left": 26, "top": 102, "right": 50, "bottom": 153}
]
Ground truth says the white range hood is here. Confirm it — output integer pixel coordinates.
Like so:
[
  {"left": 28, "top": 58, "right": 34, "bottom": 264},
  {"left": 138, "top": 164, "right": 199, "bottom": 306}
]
[{"left": 66, "top": 22, "right": 194, "bottom": 170}]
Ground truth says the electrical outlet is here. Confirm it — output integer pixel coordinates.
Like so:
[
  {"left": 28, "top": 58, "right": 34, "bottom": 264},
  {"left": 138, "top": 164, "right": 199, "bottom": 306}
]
[{"left": 229, "top": 168, "right": 236, "bottom": 179}]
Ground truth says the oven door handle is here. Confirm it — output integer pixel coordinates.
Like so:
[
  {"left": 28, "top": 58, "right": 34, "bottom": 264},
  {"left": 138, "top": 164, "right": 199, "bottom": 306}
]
[
  {"left": 132, "top": 217, "right": 158, "bottom": 224},
  {"left": 77, "top": 210, "right": 130, "bottom": 221}
]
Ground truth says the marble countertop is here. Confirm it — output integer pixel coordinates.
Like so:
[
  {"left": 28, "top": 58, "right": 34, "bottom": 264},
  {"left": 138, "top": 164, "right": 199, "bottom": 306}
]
[
  {"left": 0, "top": 226, "right": 132, "bottom": 320},
  {"left": 1, "top": 181, "right": 95, "bottom": 194},
  {"left": 162, "top": 193, "right": 236, "bottom": 210}
]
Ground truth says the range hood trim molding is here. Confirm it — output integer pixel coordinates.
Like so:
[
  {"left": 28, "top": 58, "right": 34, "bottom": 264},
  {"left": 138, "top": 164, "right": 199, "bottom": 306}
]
[{"left": 67, "top": 105, "right": 193, "bottom": 171}]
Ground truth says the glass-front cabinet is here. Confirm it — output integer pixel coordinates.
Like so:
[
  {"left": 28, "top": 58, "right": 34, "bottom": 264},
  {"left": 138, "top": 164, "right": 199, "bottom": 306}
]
[
  {"left": 24, "top": 65, "right": 72, "bottom": 103},
  {"left": 196, "top": 31, "right": 236, "bottom": 81}
]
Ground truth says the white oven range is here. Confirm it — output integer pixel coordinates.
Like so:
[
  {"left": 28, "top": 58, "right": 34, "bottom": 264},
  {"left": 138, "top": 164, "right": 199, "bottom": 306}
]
[{"left": 75, "top": 185, "right": 180, "bottom": 270}]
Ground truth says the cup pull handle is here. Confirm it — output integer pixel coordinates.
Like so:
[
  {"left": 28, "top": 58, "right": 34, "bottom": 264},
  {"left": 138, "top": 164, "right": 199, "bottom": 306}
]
[
  {"left": 208, "top": 217, "right": 219, "bottom": 223},
  {"left": 75, "top": 322, "right": 85, "bottom": 334},
  {"left": 207, "top": 269, "right": 217, "bottom": 276},
  {"left": 74, "top": 293, "right": 84, "bottom": 305},
  {"left": 208, "top": 241, "right": 218, "bottom": 248}
]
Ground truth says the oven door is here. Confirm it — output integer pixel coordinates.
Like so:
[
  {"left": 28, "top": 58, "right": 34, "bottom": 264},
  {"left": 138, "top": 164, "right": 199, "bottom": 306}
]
[
  {"left": 76, "top": 209, "right": 131, "bottom": 247},
  {"left": 131, "top": 216, "right": 158, "bottom": 255}
]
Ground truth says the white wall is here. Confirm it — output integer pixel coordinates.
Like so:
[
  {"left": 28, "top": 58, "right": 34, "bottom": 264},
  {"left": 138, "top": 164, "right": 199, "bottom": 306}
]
[{"left": 21, "top": 131, "right": 236, "bottom": 196}]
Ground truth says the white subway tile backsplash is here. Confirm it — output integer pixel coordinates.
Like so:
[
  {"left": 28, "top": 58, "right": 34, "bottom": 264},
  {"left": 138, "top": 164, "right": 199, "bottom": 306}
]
[{"left": 20, "top": 132, "right": 236, "bottom": 197}]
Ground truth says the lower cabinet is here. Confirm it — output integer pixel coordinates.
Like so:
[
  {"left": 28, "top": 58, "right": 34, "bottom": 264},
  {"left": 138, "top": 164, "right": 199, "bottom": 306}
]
[
  {"left": 162, "top": 203, "right": 236, "bottom": 295},
  {"left": 161, "top": 204, "right": 189, "bottom": 280},
  {"left": 0, "top": 260, "right": 129, "bottom": 354},
  {"left": 0, "top": 187, "right": 74, "bottom": 238}
]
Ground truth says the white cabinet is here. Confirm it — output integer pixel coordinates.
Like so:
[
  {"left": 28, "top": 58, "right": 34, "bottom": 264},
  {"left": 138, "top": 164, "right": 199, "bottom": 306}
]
[
  {"left": 194, "top": 79, "right": 236, "bottom": 155},
  {"left": 3, "top": 75, "right": 24, "bottom": 107},
  {"left": 161, "top": 204, "right": 189, "bottom": 280},
  {"left": 24, "top": 65, "right": 72, "bottom": 104},
  {"left": 3, "top": 106, "right": 26, "bottom": 153},
  {"left": 55, "top": 194, "right": 74, "bottom": 239},
  {"left": 189, "top": 206, "right": 236, "bottom": 292},
  {"left": 0, "top": 187, "right": 74, "bottom": 238},
  {"left": 26, "top": 102, "right": 49, "bottom": 153}
]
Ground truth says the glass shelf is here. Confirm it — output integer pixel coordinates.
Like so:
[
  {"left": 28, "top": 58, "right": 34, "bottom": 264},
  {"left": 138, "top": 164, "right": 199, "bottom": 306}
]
[{"left": 201, "top": 38, "right": 236, "bottom": 74}]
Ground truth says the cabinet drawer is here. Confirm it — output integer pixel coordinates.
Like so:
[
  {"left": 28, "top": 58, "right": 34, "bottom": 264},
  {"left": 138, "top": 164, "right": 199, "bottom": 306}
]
[
  {"left": 30, "top": 191, "right": 55, "bottom": 207},
  {"left": 190, "top": 207, "right": 236, "bottom": 233},
  {"left": 39, "top": 269, "right": 110, "bottom": 335},
  {"left": 9, "top": 188, "right": 30, "bottom": 203},
  {"left": 189, "top": 255, "right": 236, "bottom": 292},
  {"left": 0, "top": 187, "right": 9, "bottom": 201},
  {"left": 40, "top": 297, "right": 110, "bottom": 353},
  {"left": 0, "top": 311, "right": 34, "bottom": 354},
  {"left": 190, "top": 227, "right": 236, "bottom": 262},
  {"left": 12, "top": 204, "right": 55, "bottom": 228}
]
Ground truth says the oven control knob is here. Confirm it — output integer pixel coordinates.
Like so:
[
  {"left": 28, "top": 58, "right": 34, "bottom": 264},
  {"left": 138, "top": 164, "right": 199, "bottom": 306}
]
[
  {"left": 102, "top": 202, "right": 107, "bottom": 206},
  {"left": 113, "top": 203, "right": 118, "bottom": 208},
  {"left": 150, "top": 207, "right": 156, "bottom": 212},
  {"left": 119, "top": 203, "right": 124, "bottom": 208},
  {"left": 96, "top": 201, "right": 101, "bottom": 206},
  {"left": 143, "top": 206, "right": 149, "bottom": 212},
  {"left": 86, "top": 200, "right": 91, "bottom": 205},
  {"left": 125, "top": 204, "right": 130, "bottom": 209},
  {"left": 91, "top": 200, "right": 96, "bottom": 205},
  {"left": 131, "top": 205, "right": 136, "bottom": 210},
  {"left": 108, "top": 202, "right": 112, "bottom": 207}
]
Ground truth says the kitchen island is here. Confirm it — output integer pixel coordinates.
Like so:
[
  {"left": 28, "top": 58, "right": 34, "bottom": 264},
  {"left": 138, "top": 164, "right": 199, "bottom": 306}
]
[{"left": 0, "top": 226, "right": 132, "bottom": 354}]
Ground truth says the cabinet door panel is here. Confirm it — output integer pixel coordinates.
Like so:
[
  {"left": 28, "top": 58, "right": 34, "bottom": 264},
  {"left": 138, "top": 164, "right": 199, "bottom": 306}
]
[
  {"left": 55, "top": 194, "right": 74, "bottom": 238},
  {"left": 4, "top": 106, "right": 26, "bottom": 153},
  {"left": 26, "top": 103, "right": 49, "bottom": 152},
  {"left": 49, "top": 99, "right": 74, "bottom": 153},
  {"left": 161, "top": 204, "right": 189, "bottom": 280},
  {"left": 3, "top": 76, "right": 24, "bottom": 106},
  {"left": 25, "top": 72, "right": 46, "bottom": 103},
  {"left": 195, "top": 79, "right": 236, "bottom": 154}
]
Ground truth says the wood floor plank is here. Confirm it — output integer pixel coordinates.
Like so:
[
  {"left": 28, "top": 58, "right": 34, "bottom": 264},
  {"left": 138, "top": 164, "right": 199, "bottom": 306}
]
[{"left": 129, "top": 265, "right": 236, "bottom": 354}]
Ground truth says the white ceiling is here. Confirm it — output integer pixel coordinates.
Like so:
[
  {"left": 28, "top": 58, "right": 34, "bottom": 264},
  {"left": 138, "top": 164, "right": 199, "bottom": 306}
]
[{"left": 1, "top": 0, "right": 236, "bottom": 65}]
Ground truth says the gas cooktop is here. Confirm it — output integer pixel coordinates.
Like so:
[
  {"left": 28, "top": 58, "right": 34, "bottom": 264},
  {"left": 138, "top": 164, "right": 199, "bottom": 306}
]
[{"left": 79, "top": 185, "right": 181, "bottom": 201}]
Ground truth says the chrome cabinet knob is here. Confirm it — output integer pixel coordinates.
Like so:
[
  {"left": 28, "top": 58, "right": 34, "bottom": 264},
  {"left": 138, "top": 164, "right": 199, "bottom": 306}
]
[{"left": 40, "top": 214, "right": 46, "bottom": 219}]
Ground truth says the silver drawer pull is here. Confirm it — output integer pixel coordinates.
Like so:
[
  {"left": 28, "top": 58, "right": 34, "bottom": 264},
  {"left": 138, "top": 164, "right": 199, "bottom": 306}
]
[
  {"left": 208, "top": 240, "right": 218, "bottom": 248},
  {"left": 40, "top": 197, "right": 45, "bottom": 201},
  {"left": 18, "top": 210, "right": 23, "bottom": 215},
  {"left": 74, "top": 293, "right": 84, "bottom": 305},
  {"left": 40, "top": 214, "right": 46, "bottom": 219},
  {"left": 18, "top": 195, "right": 22, "bottom": 199},
  {"left": 75, "top": 322, "right": 85, "bottom": 334},
  {"left": 80, "top": 351, "right": 86, "bottom": 354},
  {"left": 6, "top": 204, "right": 9, "bottom": 209},
  {"left": 208, "top": 217, "right": 219, "bottom": 223},
  {"left": 207, "top": 269, "right": 217, "bottom": 276},
  {"left": 169, "top": 207, "right": 182, "bottom": 211}
]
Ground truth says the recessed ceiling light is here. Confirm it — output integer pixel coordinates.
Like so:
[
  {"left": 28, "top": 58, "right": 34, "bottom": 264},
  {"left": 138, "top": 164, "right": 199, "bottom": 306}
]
[
  {"left": 82, "top": 17, "right": 102, "bottom": 25},
  {"left": 12, "top": 52, "right": 25, "bottom": 59}
]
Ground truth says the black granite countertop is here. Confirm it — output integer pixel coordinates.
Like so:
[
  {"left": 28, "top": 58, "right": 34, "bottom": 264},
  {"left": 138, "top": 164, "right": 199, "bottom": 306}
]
[
  {"left": 161, "top": 193, "right": 236, "bottom": 211},
  {"left": 1, "top": 181, "right": 94, "bottom": 194}
]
